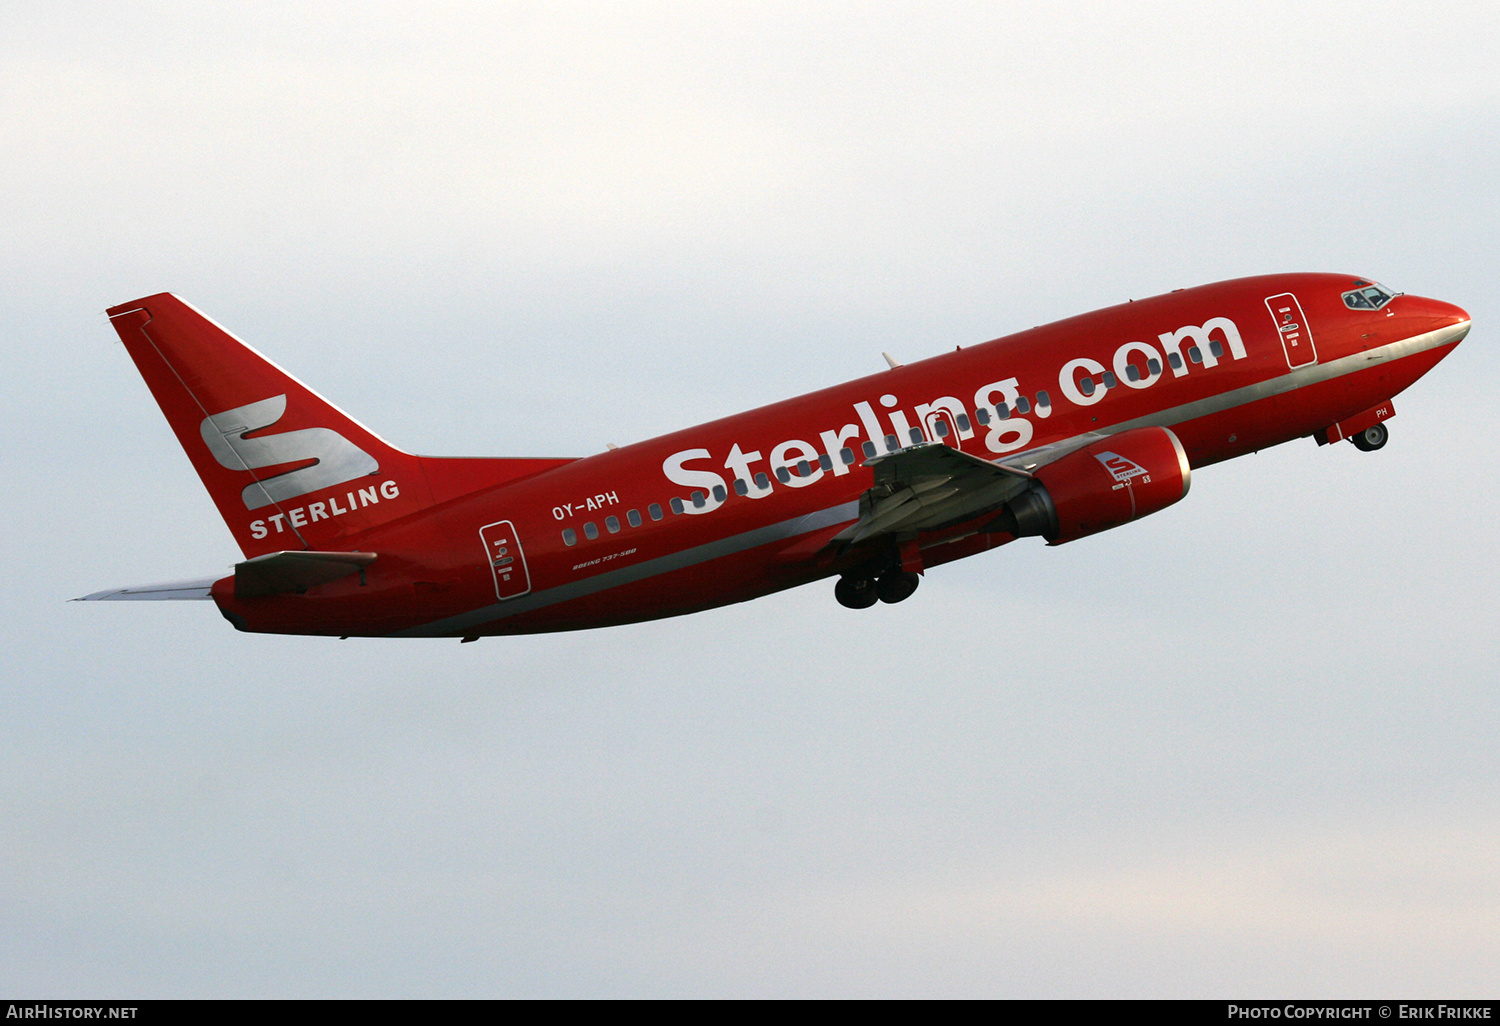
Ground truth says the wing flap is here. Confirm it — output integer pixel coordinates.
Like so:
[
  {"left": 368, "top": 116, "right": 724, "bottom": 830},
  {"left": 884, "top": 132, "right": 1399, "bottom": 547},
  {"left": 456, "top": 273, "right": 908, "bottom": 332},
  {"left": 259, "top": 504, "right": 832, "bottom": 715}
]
[
  {"left": 834, "top": 442, "right": 1033, "bottom": 546},
  {"left": 829, "top": 431, "right": 1119, "bottom": 550}
]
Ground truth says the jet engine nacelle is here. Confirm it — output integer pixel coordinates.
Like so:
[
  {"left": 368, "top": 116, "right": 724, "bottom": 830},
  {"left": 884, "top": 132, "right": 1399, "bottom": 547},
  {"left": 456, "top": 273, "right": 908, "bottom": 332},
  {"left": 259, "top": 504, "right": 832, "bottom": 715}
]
[{"left": 1001, "top": 426, "right": 1192, "bottom": 545}]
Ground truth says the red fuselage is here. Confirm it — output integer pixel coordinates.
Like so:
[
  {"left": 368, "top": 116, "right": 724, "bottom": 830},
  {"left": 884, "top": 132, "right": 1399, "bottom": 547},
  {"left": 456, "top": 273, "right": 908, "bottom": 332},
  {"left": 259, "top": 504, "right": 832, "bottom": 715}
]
[{"left": 205, "top": 273, "right": 1469, "bottom": 638}]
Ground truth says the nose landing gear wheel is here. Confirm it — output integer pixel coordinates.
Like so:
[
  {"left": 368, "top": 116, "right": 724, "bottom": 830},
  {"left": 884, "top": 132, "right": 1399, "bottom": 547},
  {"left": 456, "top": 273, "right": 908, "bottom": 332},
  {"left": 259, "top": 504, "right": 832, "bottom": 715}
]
[
  {"left": 1351, "top": 423, "right": 1389, "bottom": 451},
  {"left": 834, "top": 576, "right": 878, "bottom": 609},
  {"left": 876, "top": 571, "right": 920, "bottom": 604}
]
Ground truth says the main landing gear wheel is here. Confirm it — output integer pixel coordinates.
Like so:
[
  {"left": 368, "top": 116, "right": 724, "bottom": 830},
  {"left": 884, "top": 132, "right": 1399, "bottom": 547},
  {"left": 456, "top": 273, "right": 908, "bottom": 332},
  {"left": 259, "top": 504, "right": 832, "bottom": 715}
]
[
  {"left": 876, "top": 571, "right": 920, "bottom": 605},
  {"left": 835, "top": 575, "right": 879, "bottom": 609},
  {"left": 1351, "top": 423, "right": 1389, "bottom": 452}
]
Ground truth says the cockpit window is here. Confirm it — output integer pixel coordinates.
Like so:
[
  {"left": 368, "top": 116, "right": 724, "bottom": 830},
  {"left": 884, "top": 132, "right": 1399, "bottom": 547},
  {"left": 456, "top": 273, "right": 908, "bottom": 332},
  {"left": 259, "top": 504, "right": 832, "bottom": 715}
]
[{"left": 1342, "top": 281, "right": 1401, "bottom": 310}]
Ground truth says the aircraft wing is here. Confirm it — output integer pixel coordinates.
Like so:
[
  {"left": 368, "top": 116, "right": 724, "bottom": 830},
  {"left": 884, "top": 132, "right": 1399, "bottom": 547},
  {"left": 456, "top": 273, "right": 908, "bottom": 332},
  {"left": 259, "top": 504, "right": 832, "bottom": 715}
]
[{"left": 832, "top": 432, "right": 1113, "bottom": 547}]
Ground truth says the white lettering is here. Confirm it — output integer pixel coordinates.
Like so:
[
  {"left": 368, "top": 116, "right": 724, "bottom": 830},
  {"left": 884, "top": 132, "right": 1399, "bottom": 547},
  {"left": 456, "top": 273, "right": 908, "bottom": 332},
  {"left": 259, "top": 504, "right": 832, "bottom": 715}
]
[
  {"left": 723, "top": 443, "right": 770, "bottom": 496},
  {"left": 380, "top": 480, "right": 399, "bottom": 500},
  {"left": 973, "top": 378, "right": 1033, "bottom": 453},
  {"left": 852, "top": 401, "right": 885, "bottom": 447},
  {"left": 1113, "top": 340, "right": 1163, "bottom": 389},
  {"left": 649, "top": 313, "right": 1240, "bottom": 517},
  {"left": 885, "top": 407, "right": 915, "bottom": 444},
  {"left": 915, "top": 397, "right": 971, "bottom": 440},
  {"left": 818, "top": 424, "right": 862, "bottom": 475},
  {"left": 288, "top": 508, "right": 307, "bottom": 528},
  {"left": 308, "top": 502, "right": 328, "bottom": 522},
  {"left": 662, "top": 448, "right": 726, "bottom": 514},
  {"left": 1059, "top": 357, "right": 1107, "bottom": 406},
  {"left": 770, "top": 439, "right": 822, "bottom": 487},
  {"left": 250, "top": 520, "right": 268, "bottom": 539},
  {"left": 1158, "top": 318, "right": 1245, "bottom": 375}
]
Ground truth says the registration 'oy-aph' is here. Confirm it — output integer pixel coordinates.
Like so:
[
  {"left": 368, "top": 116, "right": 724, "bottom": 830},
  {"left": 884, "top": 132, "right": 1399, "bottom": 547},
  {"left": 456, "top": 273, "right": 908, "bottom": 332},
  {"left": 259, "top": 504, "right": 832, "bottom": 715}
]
[{"left": 78, "top": 274, "right": 1470, "bottom": 639}]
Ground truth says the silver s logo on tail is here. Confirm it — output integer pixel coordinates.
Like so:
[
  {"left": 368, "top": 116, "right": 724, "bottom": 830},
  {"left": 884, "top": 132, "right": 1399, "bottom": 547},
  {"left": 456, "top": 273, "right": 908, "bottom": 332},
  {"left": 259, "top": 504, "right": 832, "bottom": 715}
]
[{"left": 200, "top": 395, "right": 378, "bottom": 510}]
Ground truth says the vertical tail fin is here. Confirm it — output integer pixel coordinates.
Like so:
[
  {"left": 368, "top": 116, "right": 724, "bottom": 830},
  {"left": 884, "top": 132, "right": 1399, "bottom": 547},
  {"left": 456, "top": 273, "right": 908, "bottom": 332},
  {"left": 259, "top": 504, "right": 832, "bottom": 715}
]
[{"left": 107, "top": 294, "right": 573, "bottom": 558}]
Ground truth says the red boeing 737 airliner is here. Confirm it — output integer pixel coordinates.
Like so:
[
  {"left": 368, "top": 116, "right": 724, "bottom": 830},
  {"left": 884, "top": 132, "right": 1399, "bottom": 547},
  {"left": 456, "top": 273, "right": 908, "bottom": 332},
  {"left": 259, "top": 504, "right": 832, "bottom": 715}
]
[{"left": 79, "top": 274, "right": 1469, "bottom": 639}]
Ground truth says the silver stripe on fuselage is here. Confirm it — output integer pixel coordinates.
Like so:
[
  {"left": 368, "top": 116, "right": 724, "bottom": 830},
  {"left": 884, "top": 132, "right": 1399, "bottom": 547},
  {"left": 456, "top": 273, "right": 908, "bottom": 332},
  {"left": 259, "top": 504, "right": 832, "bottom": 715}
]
[
  {"left": 1087, "top": 317, "right": 1469, "bottom": 447},
  {"left": 396, "top": 319, "right": 1468, "bottom": 637}
]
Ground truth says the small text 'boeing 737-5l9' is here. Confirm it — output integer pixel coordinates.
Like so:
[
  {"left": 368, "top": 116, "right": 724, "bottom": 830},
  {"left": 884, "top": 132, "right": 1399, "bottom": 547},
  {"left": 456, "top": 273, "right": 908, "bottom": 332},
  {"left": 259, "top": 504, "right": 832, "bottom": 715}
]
[{"left": 78, "top": 274, "right": 1470, "bottom": 640}]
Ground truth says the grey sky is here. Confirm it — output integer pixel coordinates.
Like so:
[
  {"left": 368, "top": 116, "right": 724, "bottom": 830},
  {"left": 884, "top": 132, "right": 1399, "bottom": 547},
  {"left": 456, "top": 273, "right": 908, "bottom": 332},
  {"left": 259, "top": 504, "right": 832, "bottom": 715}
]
[{"left": 3, "top": 0, "right": 1498, "bottom": 996}]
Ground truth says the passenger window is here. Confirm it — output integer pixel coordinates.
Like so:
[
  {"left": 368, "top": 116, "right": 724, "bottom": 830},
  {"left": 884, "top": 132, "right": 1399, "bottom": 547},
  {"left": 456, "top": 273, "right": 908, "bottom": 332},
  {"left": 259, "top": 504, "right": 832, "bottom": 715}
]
[
  {"left": 908, "top": 427, "right": 924, "bottom": 444},
  {"left": 734, "top": 478, "right": 749, "bottom": 496},
  {"left": 955, "top": 413, "right": 971, "bottom": 432},
  {"left": 975, "top": 407, "right": 991, "bottom": 426},
  {"left": 840, "top": 447, "right": 856, "bottom": 465},
  {"left": 819, "top": 454, "right": 833, "bottom": 471},
  {"left": 1102, "top": 372, "right": 1117, "bottom": 389},
  {"left": 862, "top": 441, "right": 877, "bottom": 459},
  {"left": 605, "top": 515, "right": 620, "bottom": 533},
  {"left": 1015, "top": 396, "right": 1031, "bottom": 414},
  {"left": 775, "top": 466, "right": 790, "bottom": 483},
  {"left": 627, "top": 509, "right": 642, "bottom": 528},
  {"left": 884, "top": 434, "right": 899, "bottom": 452},
  {"left": 649, "top": 503, "right": 664, "bottom": 521},
  {"left": 934, "top": 420, "right": 949, "bottom": 438},
  {"left": 712, "top": 484, "right": 727, "bottom": 502},
  {"left": 996, "top": 402, "right": 1010, "bottom": 420},
  {"left": 1210, "top": 340, "right": 1224, "bottom": 359},
  {"left": 1080, "top": 378, "right": 1096, "bottom": 396},
  {"left": 562, "top": 528, "right": 577, "bottom": 546},
  {"left": 1188, "top": 346, "right": 1202, "bottom": 364},
  {"left": 583, "top": 522, "right": 599, "bottom": 540},
  {"left": 1168, "top": 352, "right": 1183, "bottom": 370},
  {"left": 1148, "top": 358, "right": 1162, "bottom": 375},
  {"left": 755, "top": 472, "right": 770, "bottom": 489},
  {"left": 1125, "top": 364, "right": 1140, "bottom": 382},
  {"left": 1036, "top": 391, "right": 1050, "bottom": 410},
  {"left": 692, "top": 490, "right": 706, "bottom": 508},
  {"left": 670, "top": 497, "right": 684, "bottom": 515},
  {"left": 796, "top": 459, "right": 811, "bottom": 477}
]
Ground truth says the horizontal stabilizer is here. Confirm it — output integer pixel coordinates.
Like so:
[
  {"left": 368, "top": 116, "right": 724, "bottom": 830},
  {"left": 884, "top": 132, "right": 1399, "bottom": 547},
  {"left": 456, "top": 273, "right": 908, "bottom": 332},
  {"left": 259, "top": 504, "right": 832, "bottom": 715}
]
[
  {"left": 235, "top": 550, "right": 377, "bottom": 598},
  {"left": 75, "top": 578, "right": 217, "bottom": 601}
]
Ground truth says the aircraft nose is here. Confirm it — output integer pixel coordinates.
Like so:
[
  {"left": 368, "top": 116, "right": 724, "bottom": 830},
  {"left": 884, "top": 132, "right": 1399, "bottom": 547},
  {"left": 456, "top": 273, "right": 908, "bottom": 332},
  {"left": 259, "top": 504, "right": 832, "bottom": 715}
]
[
  {"left": 1427, "top": 297, "right": 1470, "bottom": 337},
  {"left": 1406, "top": 296, "right": 1471, "bottom": 346},
  {"left": 1432, "top": 298, "right": 1470, "bottom": 327}
]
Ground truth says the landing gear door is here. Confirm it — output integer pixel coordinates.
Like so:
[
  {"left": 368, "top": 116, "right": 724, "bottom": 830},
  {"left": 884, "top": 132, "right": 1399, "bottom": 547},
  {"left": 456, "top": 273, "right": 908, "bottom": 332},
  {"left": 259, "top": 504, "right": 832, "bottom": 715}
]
[
  {"left": 1265, "top": 293, "right": 1318, "bottom": 369},
  {"left": 479, "top": 520, "right": 531, "bottom": 600}
]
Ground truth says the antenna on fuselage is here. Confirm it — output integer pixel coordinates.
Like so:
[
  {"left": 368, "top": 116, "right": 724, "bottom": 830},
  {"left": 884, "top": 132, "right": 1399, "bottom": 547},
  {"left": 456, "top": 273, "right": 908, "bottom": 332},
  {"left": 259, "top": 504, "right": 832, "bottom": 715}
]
[{"left": 882, "top": 352, "right": 902, "bottom": 369}]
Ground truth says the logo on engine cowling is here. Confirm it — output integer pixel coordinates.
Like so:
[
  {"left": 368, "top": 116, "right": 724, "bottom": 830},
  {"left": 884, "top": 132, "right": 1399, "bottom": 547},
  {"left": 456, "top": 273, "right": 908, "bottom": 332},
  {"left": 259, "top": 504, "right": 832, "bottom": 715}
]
[{"left": 1094, "top": 451, "right": 1150, "bottom": 483}]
